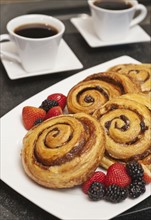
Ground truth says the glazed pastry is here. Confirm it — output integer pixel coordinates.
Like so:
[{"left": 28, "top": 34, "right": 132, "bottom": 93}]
[
  {"left": 93, "top": 97, "right": 151, "bottom": 168},
  {"left": 109, "top": 63, "right": 151, "bottom": 94},
  {"left": 121, "top": 93, "right": 151, "bottom": 110},
  {"left": 21, "top": 112, "right": 105, "bottom": 188},
  {"left": 67, "top": 71, "right": 140, "bottom": 115},
  {"left": 113, "top": 93, "right": 150, "bottom": 171}
]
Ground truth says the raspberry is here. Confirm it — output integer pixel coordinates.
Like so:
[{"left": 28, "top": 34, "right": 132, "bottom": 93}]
[
  {"left": 47, "top": 93, "right": 67, "bottom": 110},
  {"left": 88, "top": 182, "right": 106, "bottom": 201},
  {"left": 105, "top": 184, "right": 128, "bottom": 203},
  {"left": 40, "top": 99, "right": 58, "bottom": 112},
  {"left": 126, "top": 161, "right": 144, "bottom": 180},
  {"left": 82, "top": 171, "right": 106, "bottom": 194}
]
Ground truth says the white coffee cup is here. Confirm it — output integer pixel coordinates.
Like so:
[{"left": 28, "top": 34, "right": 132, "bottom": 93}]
[
  {"left": 0, "top": 14, "right": 65, "bottom": 72},
  {"left": 88, "top": 0, "right": 147, "bottom": 41}
]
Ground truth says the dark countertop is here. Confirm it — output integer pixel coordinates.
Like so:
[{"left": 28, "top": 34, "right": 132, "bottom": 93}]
[{"left": 0, "top": 1, "right": 151, "bottom": 220}]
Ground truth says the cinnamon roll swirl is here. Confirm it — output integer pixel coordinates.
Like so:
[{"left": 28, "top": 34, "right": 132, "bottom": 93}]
[
  {"left": 67, "top": 71, "right": 140, "bottom": 115},
  {"left": 109, "top": 64, "right": 151, "bottom": 94},
  {"left": 93, "top": 97, "right": 151, "bottom": 168},
  {"left": 21, "top": 113, "right": 105, "bottom": 188}
]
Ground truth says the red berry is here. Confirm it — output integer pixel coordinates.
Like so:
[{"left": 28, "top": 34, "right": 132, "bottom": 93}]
[
  {"left": 22, "top": 106, "right": 46, "bottom": 130},
  {"left": 104, "top": 162, "right": 131, "bottom": 188},
  {"left": 47, "top": 93, "right": 67, "bottom": 110},
  {"left": 82, "top": 171, "right": 106, "bottom": 194},
  {"left": 45, "top": 106, "right": 63, "bottom": 120}
]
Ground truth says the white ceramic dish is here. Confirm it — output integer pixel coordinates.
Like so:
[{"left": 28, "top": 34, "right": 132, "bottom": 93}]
[
  {"left": 1, "top": 56, "right": 150, "bottom": 220},
  {"left": 0, "top": 40, "right": 83, "bottom": 80},
  {"left": 71, "top": 16, "right": 151, "bottom": 48}
]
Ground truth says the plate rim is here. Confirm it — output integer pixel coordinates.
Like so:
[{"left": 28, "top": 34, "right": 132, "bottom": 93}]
[{"left": 1, "top": 55, "right": 150, "bottom": 220}]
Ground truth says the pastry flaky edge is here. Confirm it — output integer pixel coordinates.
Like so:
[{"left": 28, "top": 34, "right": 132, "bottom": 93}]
[
  {"left": 108, "top": 63, "right": 151, "bottom": 94},
  {"left": 21, "top": 112, "right": 105, "bottom": 189}
]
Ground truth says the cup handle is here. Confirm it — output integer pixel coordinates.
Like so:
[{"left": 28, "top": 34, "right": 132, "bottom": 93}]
[
  {"left": 130, "top": 4, "right": 147, "bottom": 27},
  {"left": 0, "top": 50, "right": 21, "bottom": 63},
  {"left": 0, "top": 34, "right": 11, "bottom": 42},
  {"left": 0, "top": 34, "right": 21, "bottom": 63}
]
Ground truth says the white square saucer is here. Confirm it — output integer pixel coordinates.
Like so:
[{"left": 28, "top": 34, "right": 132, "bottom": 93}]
[
  {"left": 0, "top": 40, "right": 83, "bottom": 80},
  {"left": 71, "top": 16, "right": 151, "bottom": 48}
]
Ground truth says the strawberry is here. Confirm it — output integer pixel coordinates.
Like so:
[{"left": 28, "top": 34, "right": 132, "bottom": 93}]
[
  {"left": 47, "top": 93, "right": 67, "bottom": 110},
  {"left": 82, "top": 171, "right": 106, "bottom": 194},
  {"left": 22, "top": 106, "right": 46, "bottom": 130},
  {"left": 104, "top": 162, "right": 131, "bottom": 188},
  {"left": 45, "top": 106, "right": 63, "bottom": 120},
  {"left": 140, "top": 163, "right": 151, "bottom": 184}
]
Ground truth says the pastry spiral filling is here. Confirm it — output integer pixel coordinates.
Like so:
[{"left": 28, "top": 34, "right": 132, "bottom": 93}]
[
  {"left": 22, "top": 113, "right": 105, "bottom": 188},
  {"left": 93, "top": 98, "right": 151, "bottom": 161},
  {"left": 34, "top": 121, "right": 88, "bottom": 166},
  {"left": 67, "top": 80, "right": 120, "bottom": 114},
  {"left": 67, "top": 71, "right": 139, "bottom": 115}
]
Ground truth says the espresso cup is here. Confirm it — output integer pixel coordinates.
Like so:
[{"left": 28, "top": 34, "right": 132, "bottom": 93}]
[
  {"left": 88, "top": 0, "right": 147, "bottom": 41},
  {"left": 0, "top": 14, "right": 65, "bottom": 72}
]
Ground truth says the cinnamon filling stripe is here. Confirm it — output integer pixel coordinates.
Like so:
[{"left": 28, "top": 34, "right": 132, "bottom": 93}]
[
  {"left": 33, "top": 119, "right": 95, "bottom": 167},
  {"left": 77, "top": 86, "right": 109, "bottom": 103}
]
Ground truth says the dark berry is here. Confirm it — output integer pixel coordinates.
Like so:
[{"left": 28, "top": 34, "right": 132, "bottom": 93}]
[
  {"left": 39, "top": 99, "right": 58, "bottom": 112},
  {"left": 105, "top": 184, "right": 128, "bottom": 203},
  {"left": 128, "top": 179, "right": 146, "bottom": 199},
  {"left": 88, "top": 182, "right": 106, "bottom": 201},
  {"left": 34, "top": 118, "right": 44, "bottom": 126},
  {"left": 126, "top": 161, "right": 144, "bottom": 180}
]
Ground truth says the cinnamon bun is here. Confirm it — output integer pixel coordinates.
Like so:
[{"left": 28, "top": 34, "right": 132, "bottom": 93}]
[
  {"left": 21, "top": 113, "right": 105, "bottom": 188},
  {"left": 93, "top": 97, "right": 151, "bottom": 168},
  {"left": 67, "top": 71, "right": 140, "bottom": 115},
  {"left": 109, "top": 63, "right": 151, "bottom": 94}
]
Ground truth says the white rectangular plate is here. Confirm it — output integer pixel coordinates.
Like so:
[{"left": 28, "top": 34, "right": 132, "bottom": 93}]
[
  {"left": 1, "top": 56, "right": 150, "bottom": 220},
  {"left": 71, "top": 16, "right": 151, "bottom": 48}
]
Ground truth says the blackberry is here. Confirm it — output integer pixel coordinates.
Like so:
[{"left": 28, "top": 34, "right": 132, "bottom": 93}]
[
  {"left": 40, "top": 99, "right": 58, "bottom": 112},
  {"left": 34, "top": 118, "right": 44, "bottom": 126},
  {"left": 128, "top": 179, "right": 146, "bottom": 199},
  {"left": 126, "top": 161, "right": 144, "bottom": 180},
  {"left": 105, "top": 184, "right": 128, "bottom": 203},
  {"left": 88, "top": 182, "right": 106, "bottom": 201}
]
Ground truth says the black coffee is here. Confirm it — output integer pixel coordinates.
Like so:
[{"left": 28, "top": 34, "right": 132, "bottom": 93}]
[
  {"left": 94, "top": 0, "right": 132, "bottom": 10},
  {"left": 14, "top": 23, "right": 58, "bottom": 38}
]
